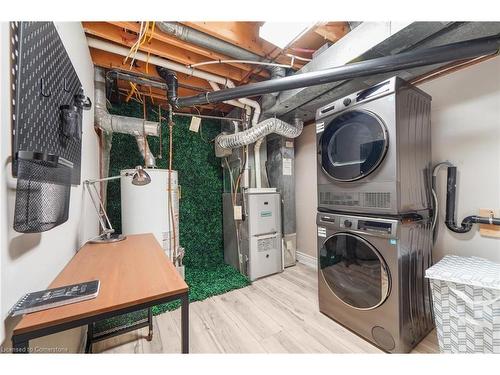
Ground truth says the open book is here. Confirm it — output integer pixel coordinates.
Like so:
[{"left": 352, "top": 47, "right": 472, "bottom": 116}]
[{"left": 9, "top": 280, "right": 100, "bottom": 317}]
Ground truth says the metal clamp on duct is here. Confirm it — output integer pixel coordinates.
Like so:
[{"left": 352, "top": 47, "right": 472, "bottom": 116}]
[
  {"left": 445, "top": 165, "right": 500, "bottom": 233},
  {"left": 214, "top": 117, "right": 303, "bottom": 157}
]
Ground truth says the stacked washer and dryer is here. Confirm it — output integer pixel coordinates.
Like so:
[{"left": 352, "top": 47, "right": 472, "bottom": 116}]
[{"left": 315, "top": 77, "right": 435, "bottom": 353}]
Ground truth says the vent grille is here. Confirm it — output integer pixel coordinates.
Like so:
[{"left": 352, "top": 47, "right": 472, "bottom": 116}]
[
  {"left": 320, "top": 192, "right": 360, "bottom": 207},
  {"left": 363, "top": 192, "right": 391, "bottom": 208}
]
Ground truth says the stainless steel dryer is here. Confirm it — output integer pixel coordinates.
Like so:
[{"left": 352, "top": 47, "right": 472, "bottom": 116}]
[
  {"left": 317, "top": 211, "right": 434, "bottom": 353},
  {"left": 316, "top": 77, "right": 432, "bottom": 215}
]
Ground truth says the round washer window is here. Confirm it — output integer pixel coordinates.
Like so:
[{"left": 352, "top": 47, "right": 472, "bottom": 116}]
[
  {"left": 319, "top": 232, "right": 390, "bottom": 310},
  {"left": 320, "top": 110, "right": 388, "bottom": 181}
]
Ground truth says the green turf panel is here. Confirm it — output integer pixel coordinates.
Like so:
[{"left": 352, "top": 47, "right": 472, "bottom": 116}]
[{"left": 94, "top": 100, "right": 249, "bottom": 335}]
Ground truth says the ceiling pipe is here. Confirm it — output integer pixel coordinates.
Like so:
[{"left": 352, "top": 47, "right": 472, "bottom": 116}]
[
  {"left": 224, "top": 80, "right": 261, "bottom": 126},
  {"left": 207, "top": 80, "right": 251, "bottom": 117},
  {"left": 87, "top": 37, "right": 232, "bottom": 87},
  {"left": 157, "top": 22, "right": 272, "bottom": 65},
  {"left": 87, "top": 37, "right": 258, "bottom": 119},
  {"left": 172, "top": 34, "right": 500, "bottom": 108},
  {"left": 156, "top": 22, "right": 285, "bottom": 111}
]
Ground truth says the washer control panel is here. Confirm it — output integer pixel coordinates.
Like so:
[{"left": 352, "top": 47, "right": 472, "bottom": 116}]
[{"left": 318, "top": 212, "right": 398, "bottom": 238}]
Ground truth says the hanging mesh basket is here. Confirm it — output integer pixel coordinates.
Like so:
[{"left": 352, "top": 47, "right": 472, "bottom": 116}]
[{"left": 14, "top": 151, "right": 73, "bottom": 233}]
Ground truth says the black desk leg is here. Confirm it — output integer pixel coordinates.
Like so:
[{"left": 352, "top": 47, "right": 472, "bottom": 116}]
[
  {"left": 180, "top": 292, "right": 189, "bottom": 354},
  {"left": 147, "top": 308, "right": 153, "bottom": 341},
  {"left": 12, "top": 337, "right": 29, "bottom": 354},
  {"left": 85, "top": 323, "right": 93, "bottom": 353}
]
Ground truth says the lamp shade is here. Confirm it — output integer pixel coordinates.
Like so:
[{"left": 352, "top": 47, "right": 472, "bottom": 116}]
[{"left": 131, "top": 166, "right": 151, "bottom": 186}]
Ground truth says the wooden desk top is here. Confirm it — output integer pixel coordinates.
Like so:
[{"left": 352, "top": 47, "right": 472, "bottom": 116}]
[{"left": 13, "top": 233, "right": 188, "bottom": 336}]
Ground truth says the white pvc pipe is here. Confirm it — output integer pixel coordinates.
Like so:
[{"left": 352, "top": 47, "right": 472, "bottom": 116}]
[
  {"left": 208, "top": 81, "right": 247, "bottom": 111},
  {"left": 189, "top": 59, "right": 291, "bottom": 69},
  {"left": 87, "top": 37, "right": 232, "bottom": 87},
  {"left": 87, "top": 37, "right": 262, "bottom": 125},
  {"left": 225, "top": 80, "right": 261, "bottom": 126}
]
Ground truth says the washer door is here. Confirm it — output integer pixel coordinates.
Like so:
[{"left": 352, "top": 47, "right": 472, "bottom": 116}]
[
  {"left": 319, "top": 232, "right": 390, "bottom": 310},
  {"left": 320, "top": 109, "right": 388, "bottom": 181}
]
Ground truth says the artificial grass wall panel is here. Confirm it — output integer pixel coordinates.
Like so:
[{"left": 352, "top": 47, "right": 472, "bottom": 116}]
[{"left": 104, "top": 100, "right": 249, "bottom": 312}]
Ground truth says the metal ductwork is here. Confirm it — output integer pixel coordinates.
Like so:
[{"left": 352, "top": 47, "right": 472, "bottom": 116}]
[
  {"left": 261, "top": 65, "right": 287, "bottom": 113},
  {"left": 157, "top": 22, "right": 270, "bottom": 64},
  {"left": 171, "top": 34, "right": 500, "bottom": 108},
  {"left": 157, "top": 22, "right": 284, "bottom": 110},
  {"left": 215, "top": 117, "right": 303, "bottom": 157},
  {"left": 94, "top": 67, "right": 159, "bottom": 168}
]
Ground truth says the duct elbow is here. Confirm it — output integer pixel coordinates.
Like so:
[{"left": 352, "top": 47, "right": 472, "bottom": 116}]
[{"left": 135, "top": 135, "right": 156, "bottom": 168}]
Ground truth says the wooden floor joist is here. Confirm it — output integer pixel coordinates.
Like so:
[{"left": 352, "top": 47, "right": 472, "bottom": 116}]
[{"left": 84, "top": 22, "right": 249, "bottom": 82}]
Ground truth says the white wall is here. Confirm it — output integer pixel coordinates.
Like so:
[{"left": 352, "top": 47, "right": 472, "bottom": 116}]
[
  {"left": 420, "top": 57, "right": 500, "bottom": 263},
  {"left": 0, "top": 22, "right": 98, "bottom": 351},
  {"left": 295, "top": 56, "right": 500, "bottom": 264},
  {"left": 295, "top": 124, "right": 318, "bottom": 260}
]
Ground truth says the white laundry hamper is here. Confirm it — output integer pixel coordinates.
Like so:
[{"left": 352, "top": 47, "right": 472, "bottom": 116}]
[{"left": 425, "top": 256, "right": 500, "bottom": 353}]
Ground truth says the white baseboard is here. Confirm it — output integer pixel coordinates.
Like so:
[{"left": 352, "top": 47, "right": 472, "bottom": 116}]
[{"left": 296, "top": 251, "right": 317, "bottom": 270}]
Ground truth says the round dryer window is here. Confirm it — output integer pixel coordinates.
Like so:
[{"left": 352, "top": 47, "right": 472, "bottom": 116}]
[
  {"left": 320, "top": 110, "right": 388, "bottom": 181},
  {"left": 319, "top": 233, "right": 390, "bottom": 310}
]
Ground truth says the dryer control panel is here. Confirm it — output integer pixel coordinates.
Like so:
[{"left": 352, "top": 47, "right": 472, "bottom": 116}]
[{"left": 315, "top": 77, "right": 397, "bottom": 121}]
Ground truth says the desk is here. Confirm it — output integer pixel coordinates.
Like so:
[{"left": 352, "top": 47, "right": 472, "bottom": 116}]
[{"left": 11, "top": 233, "right": 189, "bottom": 353}]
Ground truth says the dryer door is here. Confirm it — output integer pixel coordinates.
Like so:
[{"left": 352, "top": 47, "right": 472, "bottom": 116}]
[
  {"left": 319, "top": 232, "right": 390, "bottom": 310},
  {"left": 320, "top": 109, "right": 388, "bottom": 181}
]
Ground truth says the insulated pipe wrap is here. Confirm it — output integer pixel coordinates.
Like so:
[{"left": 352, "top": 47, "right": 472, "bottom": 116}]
[{"left": 217, "top": 118, "right": 303, "bottom": 150}]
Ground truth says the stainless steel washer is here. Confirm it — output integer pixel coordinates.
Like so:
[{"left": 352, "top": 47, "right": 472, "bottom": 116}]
[
  {"left": 316, "top": 77, "right": 432, "bottom": 215},
  {"left": 317, "top": 211, "right": 434, "bottom": 353}
]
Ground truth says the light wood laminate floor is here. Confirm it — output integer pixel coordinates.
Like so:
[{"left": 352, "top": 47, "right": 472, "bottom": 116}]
[{"left": 94, "top": 263, "right": 439, "bottom": 354}]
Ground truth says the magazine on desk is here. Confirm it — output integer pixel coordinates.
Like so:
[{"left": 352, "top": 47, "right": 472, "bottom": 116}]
[{"left": 9, "top": 280, "right": 100, "bottom": 317}]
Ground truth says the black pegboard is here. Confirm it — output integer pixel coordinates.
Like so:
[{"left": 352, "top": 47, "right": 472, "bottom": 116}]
[{"left": 10, "top": 22, "right": 84, "bottom": 184}]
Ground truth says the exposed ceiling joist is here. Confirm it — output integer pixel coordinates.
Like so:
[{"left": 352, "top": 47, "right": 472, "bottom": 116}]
[
  {"left": 84, "top": 22, "right": 250, "bottom": 82},
  {"left": 108, "top": 21, "right": 271, "bottom": 79},
  {"left": 314, "top": 23, "right": 351, "bottom": 43}
]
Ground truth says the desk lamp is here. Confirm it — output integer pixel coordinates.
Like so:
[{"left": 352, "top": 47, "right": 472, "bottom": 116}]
[{"left": 84, "top": 166, "right": 151, "bottom": 243}]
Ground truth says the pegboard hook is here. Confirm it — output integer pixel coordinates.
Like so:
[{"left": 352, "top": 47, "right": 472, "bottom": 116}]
[
  {"left": 40, "top": 78, "right": 51, "bottom": 97},
  {"left": 63, "top": 77, "right": 71, "bottom": 93}
]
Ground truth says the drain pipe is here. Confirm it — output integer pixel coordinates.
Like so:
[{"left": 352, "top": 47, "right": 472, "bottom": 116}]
[
  {"left": 95, "top": 67, "right": 159, "bottom": 168},
  {"left": 171, "top": 35, "right": 500, "bottom": 107},
  {"left": 445, "top": 166, "right": 500, "bottom": 233}
]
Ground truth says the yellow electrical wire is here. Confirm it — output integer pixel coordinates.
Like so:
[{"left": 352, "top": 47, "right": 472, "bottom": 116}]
[{"left": 148, "top": 21, "right": 155, "bottom": 42}]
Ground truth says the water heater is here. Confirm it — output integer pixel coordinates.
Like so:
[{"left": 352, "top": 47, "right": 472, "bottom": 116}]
[{"left": 121, "top": 168, "right": 179, "bottom": 258}]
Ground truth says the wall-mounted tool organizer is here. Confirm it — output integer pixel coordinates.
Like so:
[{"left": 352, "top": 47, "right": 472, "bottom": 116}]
[
  {"left": 10, "top": 21, "right": 91, "bottom": 185},
  {"left": 10, "top": 22, "right": 91, "bottom": 233}
]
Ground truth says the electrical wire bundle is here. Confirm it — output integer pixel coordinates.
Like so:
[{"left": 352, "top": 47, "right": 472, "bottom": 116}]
[{"left": 123, "top": 21, "right": 156, "bottom": 69}]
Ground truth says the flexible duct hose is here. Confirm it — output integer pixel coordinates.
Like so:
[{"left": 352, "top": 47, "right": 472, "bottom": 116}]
[{"left": 216, "top": 118, "right": 303, "bottom": 150}]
